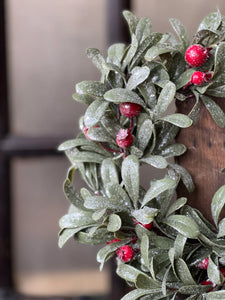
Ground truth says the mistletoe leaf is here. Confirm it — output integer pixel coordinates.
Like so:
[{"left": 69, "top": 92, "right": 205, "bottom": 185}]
[
  {"left": 122, "top": 34, "right": 138, "bottom": 70},
  {"left": 211, "top": 185, "right": 225, "bottom": 226},
  {"left": 218, "top": 218, "right": 225, "bottom": 238},
  {"left": 160, "top": 143, "right": 187, "bottom": 158},
  {"left": 141, "top": 155, "right": 168, "bottom": 169},
  {"left": 197, "top": 10, "right": 222, "bottom": 32},
  {"left": 137, "top": 118, "right": 154, "bottom": 151},
  {"left": 104, "top": 88, "right": 146, "bottom": 107},
  {"left": 200, "top": 95, "right": 225, "bottom": 128},
  {"left": 141, "top": 234, "right": 150, "bottom": 271},
  {"left": 175, "top": 258, "right": 196, "bottom": 285},
  {"left": 206, "top": 291, "right": 225, "bottom": 299},
  {"left": 122, "top": 10, "right": 138, "bottom": 35},
  {"left": 86, "top": 48, "right": 107, "bottom": 74},
  {"left": 169, "top": 164, "right": 195, "bottom": 193},
  {"left": 86, "top": 126, "right": 115, "bottom": 143},
  {"left": 122, "top": 155, "right": 140, "bottom": 209},
  {"left": 135, "top": 17, "right": 152, "bottom": 44},
  {"left": 101, "top": 158, "right": 119, "bottom": 187},
  {"left": 126, "top": 66, "right": 150, "bottom": 90},
  {"left": 72, "top": 93, "right": 95, "bottom": 105},
  {"left": 66, "top": 149, "right": 105, "bottom": 164},
  {"left": 179, "top": 285, "right": 211, "bottom": 295},
  {"left": 84, "top": 99, "right": 109, "bottom": 128},
  {"left": 166, "top": 197, "right": 187, "bottom": 217},
  {"left": 169, "top": 18, "right": 189, "bottom": 51},
  {"left": 138, "top": 81, "right": 157, "bottom": 109},
  {"left": 145, "top": 43, "right": 177, "bottom": 61},
  {"left": 141, "top": 178, "right": 177, "bottom": 207},
  {"left": 132, "top": 207, "right": 159, "bottom": 224},
  {"left": 76, "top": 81, "right": 108, "bottom": 97},
  {"left": 163, "top": 215, "right": 200, "bottom": 239},
  {"left": 58, "top": 227, "right": 91, "bottom": 248},
  {"left": 107, "top": 43, "right": 126, "bottom": 66},
  {"left": 175, "top": 69, "right": 195, "bottom": 90},
  {"left": 161, "top": 113, "right": 193, "bottom": 128},
  {"left": 154, "top": 81, "right": 176, "bottom": 116},
  {"left": 120, "top": 289, "right": 161, "bottom": 300},
  {"left": 59, "top": 207, "right": 94, "bottom": 230},
  {"left": 207, "top": 256, "right": 222, "bottom": 285},
  {"left": 107, "top": 214, "right": 121, "bottom": 232}
]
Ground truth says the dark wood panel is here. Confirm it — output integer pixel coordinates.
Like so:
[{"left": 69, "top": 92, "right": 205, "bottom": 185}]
[{"left": 176, "top": 97, "right": 225, "bottom": 222}]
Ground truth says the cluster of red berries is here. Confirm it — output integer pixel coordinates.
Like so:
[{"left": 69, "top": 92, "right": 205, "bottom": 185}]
[
  {"left": 107, "top": 219, "right": 153, "bottom": 263},
  {"left": 184, "top": 44, "right": 213, "bottom": 87}
]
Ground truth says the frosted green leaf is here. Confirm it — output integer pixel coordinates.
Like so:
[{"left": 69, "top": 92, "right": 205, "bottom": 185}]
[
  {"left": 138, "top": 81, "right": 157, "bottom": 109},
  {"left": 198, "top": 10, "right": 222, "bottom": 31},
  {"left": 122, "top": 155, "right": 140, "bottom": 209},
  {"left": 86, "top": 48, "right": 107, "bottom": 74},
  {"left": 141, "top": 178, "right": 177, "bottom": 207},
  {"left": 169, "top": 164, "right": 195, "bottom": 193},
  {"left": 178, "top": 285, "right": 210, "bottom": 295},
  {"left": 59, "top": 207, "right": 94, "bottom": 230},
  {"left": 106, "top": 183, "right": 132, "bottom": 209},
  {"left": 164, "top": 215, "right": 200, "bottom": 239},
  {"left": 175, "top": 258, "right": 196, "bottom": 285},
  {"left": 126, "top": 66, "right": 150, "bottom": 90},
  {"left": 132, "top": 207, "right": 159, "bottom": 224},
  {"left": 107, "top": 214, "right": 121, "bottom": 232},
  {"left": 92, "top": 209, "right": 107, "bottom": 221},
  {"left": 214, "top": 42, "right": 225, "bottom": 76},
  {"left": 123, "top": 10, "right": 138, "bottom": 35},
  {"left": 141, "top": 234, "right": 150, "bottom": 271},
  {"left": 135, "top": 17, "right": 152, "bottom": 43},
  {"left": 211, "top": 185, "right": 225, "bottom": 226},
  {"left": 160, "top": 143, "right": 187, "bottom": 158},
  {"left": 86, "top": 126, "right": 114, "bottom": 143},
  {"left": 137, "top": 119, "right": 153, "bottom": 151},
  {"left": 104, "top": 88, "right": 146, "bottom": 107},
  {"left": 72, "top": 93, "right": 95, "bottom": 105},
  {"left": 206, "top": 291, "right": 225, "bottom": 300},
  {"left": 174, "top": 234, "right": 187, "bottom": 259},
  {"left": 218, "top": 218, "right": 225, "bottom": 238},
  {"left": 121, "top": 34, "right": 138, "bottom": 70},
  {"left": 66, "top": 149, "right": 105, "bottom": 164},
  {"left": 107, "top": 43, "right": 126, "bottom": 66},
  {"left": 201, "top": 95, "right": 225, "bottom": 128},
  {"left": 76, "top": 81, "right": 108, "bottom": 97},
  {"left": 121, "top": 289, "right": 158, "bottom": 300},
  {"left": 58, "top": 138, "right": 90, "bottom": 151},
  {"left": 175, "top": 69, "right": 195, "bottom": 90},
  {"left": 130, "top": 33, "right": 162, "bottom": 69},
  {"left": 154, "top": 81, "right": 176, "bottom": 116},
  {"left": 101, "top": 158, "right": 119, "bottom": 187},
  {"left": 207, "top": 256, "right": 222, "bottom": 285},
  {"left": 141, "top": 155, "right": 168, "bottom": 169},
  {"left": 166, "top": 197, "right": 187, "bottom": 217},
  {"left": 84, "top": 99, "right": 109, "bottom": 128},
  {"left": 145, "top": 43, "right": 177, "bottom": 61},
  {"left": 169, "top": 18, "right": 189, "bottom": 51},
  {"left": 161, "top": 113, "right": 193, "bottom": 128},
  {"left": 58, "top": 227, "right": 92, "bottom": 248}
]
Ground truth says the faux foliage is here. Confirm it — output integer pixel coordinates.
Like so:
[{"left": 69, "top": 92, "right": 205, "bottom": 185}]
[{"left": 59, "top": 10, "right": 225, "bottom": 299}]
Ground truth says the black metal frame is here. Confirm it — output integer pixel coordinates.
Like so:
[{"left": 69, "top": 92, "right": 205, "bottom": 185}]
[{"left": 0, "top": 0, "right": 131, "bottom": 299}]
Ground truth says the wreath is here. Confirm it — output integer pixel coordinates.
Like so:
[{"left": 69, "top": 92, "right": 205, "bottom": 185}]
[{"left": 58, "top": 10, "right": 225, "bottom": 300}]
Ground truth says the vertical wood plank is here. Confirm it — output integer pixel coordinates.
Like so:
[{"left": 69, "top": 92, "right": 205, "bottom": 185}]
[{"left": 176, "top": 98, "right": 225, "bottom": 222}]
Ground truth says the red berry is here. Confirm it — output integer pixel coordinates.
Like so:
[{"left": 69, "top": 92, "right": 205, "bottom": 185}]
[
  {"left": 196, "top": 257, "right": 209, "bottom": 270},
  {"left": 119, "top": 102, "right": 142, "bottom": 118},
  {"left": 116, "top": 129, "right": 133, "bottom": 148},
  {"left": 116, "top": 245, "right": 134, "bottom": 262},
  {"left": 191, "top": 71, "right": 205, "bottom": 86},
  {"left": 106, "top": 238, "right": 121, "bottom": 245},
  {"left": 185, "top": 44, "right": 208, "bottom": 67}
]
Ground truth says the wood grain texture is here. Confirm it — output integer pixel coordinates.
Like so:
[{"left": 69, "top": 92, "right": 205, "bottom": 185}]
[{"left": 176, "top": 97, "right": 225, "bottom": 223}]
